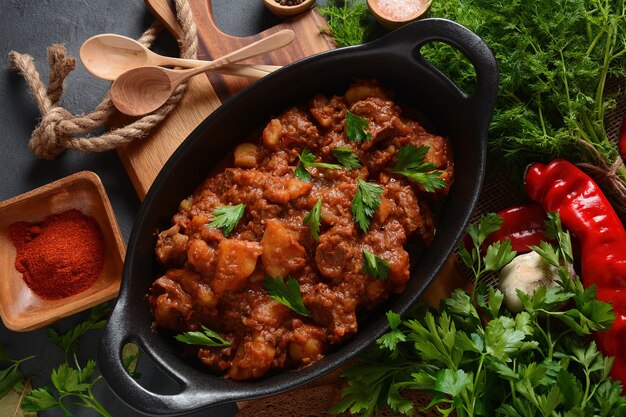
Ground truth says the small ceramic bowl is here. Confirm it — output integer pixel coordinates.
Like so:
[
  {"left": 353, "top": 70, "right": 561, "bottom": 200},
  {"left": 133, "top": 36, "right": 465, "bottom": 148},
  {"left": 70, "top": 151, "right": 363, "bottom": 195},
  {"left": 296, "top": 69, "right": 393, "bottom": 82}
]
[
  {"left": 367, "top": 0, "right": 432, "bottom": 30},
  {"left": 0, "top": 171, "right": 125, "bottom": 332},
  {"left": 262, "top": 0, "right": 316, "bottom": 18}
]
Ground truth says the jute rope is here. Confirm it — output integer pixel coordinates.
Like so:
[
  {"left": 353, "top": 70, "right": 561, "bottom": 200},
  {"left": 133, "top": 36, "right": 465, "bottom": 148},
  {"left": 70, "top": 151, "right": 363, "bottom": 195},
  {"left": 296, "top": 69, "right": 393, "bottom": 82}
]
[{"left": 8, "top": 0, "right": 197, "bottom": 160}]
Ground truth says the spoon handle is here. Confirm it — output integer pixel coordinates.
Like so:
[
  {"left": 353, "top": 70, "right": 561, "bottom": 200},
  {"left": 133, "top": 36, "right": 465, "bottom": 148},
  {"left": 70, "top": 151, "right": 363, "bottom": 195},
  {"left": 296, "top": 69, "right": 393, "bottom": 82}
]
[
  {"left": 216, "top": 63, "right": 281, "bottom": 79},
  {"left": 159, "top": 54, "right": 282, "bottom": 78},
  {"left": 178, "top": 29, "right": 295, "bottom": 80},
  {"left": 159, "top": 54, "right": 282, "bottom": 73}
]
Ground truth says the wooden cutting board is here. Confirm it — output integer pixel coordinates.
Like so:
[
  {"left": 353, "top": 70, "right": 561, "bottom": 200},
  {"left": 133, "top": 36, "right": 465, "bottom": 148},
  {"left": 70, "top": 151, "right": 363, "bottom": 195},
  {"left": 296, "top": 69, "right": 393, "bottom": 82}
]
[{"left": 116, "top": 0, "right": 334, "bottom": 199}]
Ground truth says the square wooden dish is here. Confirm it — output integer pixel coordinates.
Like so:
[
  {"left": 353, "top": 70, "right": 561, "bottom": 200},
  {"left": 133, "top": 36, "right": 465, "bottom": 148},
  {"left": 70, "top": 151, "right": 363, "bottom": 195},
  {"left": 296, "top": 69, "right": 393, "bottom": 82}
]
[{"left": 0, "top": 171, "right": 125, "bottom": 332}]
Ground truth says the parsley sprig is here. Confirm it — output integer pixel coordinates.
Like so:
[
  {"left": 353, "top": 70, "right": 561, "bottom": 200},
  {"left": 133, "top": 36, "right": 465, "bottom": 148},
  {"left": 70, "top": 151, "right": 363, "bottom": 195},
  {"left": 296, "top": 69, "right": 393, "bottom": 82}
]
[
  {"left": 362, "top": 247, "right": 390, "bottom": 280},
  {"left": 352, "top": 178, "right": 383, "bottom": 233},
  {"left": 333, "top": 214, "right": 623, "bottom": 417},
  {"left": 345, "top": 110, "right": 371, "bottom": 143},
  {"left": 264, "top": 276, "right": 311, "bottom": 318},
  {"left": 175, "top": 326, "right": 231, "bottom": 348},
  {"left": 303, "top": 198, "right": 323, "bottom": 241},
  {"left": 0, "top": 345, "right": 34, "bottom": 401},
  {"left": 208, "top": 204, "right": 245, "bottom": 237},
  {"left": 295, "top": 148, "right": 341, "bottom": 181},
  {"left": 22, "top": 304, "right": 131, "bottom": 417},
  {"left": 333, "top": 147, "right": 362, "bottom": 169},
  {"left": 392, "top": 145, "right": 446, "bottom": 192}
]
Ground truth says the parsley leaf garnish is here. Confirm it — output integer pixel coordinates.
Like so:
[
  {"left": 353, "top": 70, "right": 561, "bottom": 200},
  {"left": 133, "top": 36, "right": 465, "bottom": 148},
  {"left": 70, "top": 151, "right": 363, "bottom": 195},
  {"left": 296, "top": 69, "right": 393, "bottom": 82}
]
[
  {"left": 264, "top": 275, "right": 311, "bottom": 317},
  {"left": 362, "top": 247, "right": 390, "bottom": 280},
  {"left": 333, "top": 147, "right": 362, "bottom": 169},
  {"left": 303, "top": 198, "right": 323, "bottom": 241},
  {"left": 300, "top": 148, "right": 342, "bottom": 169},
  {"left": 352, "top": 178, "right": 383, "bottom": 232},
  {"left": 208, "top": 204, "right": 245, "bottom": 237},
  {"left": 295, "top": 148, "right": 341, "bottom": 181},
  {"left": 294, "top": 164, "right": 311, "bottom": 181},
  {"left": 345, "top": 110, "right": 371, "bottom": 143},
  {"left": 46, "top": 303, "right": 109, "bottom": 358},
  {"left": 392, "top": 145, "right": 446, "bottom": 192},
  {"left": 175, "top": 326, "right": 231, "bottom": 347}
]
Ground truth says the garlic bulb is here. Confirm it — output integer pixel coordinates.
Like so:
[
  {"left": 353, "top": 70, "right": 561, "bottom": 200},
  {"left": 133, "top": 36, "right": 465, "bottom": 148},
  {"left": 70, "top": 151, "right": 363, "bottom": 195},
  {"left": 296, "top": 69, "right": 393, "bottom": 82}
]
[{"left": 498, "top": 251, "right": 559, "bottom": 312}]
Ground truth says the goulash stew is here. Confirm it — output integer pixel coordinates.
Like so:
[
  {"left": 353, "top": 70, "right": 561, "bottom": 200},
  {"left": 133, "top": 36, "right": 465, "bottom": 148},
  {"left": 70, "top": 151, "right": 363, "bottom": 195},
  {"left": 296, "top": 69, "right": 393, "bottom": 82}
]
[{"left": 148, "top": 80, "right": 454, "bottom": 380}]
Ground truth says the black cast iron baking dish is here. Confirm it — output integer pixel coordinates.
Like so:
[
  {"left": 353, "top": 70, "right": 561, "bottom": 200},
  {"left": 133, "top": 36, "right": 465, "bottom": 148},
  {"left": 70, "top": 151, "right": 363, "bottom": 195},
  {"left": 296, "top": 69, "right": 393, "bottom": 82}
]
[{"left": 99, "top": 18, "right": 498, "bottom": 416}]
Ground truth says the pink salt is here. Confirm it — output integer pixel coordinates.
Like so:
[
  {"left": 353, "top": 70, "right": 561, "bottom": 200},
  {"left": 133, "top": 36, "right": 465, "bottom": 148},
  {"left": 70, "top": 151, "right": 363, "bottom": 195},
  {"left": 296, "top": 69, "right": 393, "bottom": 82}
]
[{"left": 377, "top": 0, "right": 423, "bottom": 21}]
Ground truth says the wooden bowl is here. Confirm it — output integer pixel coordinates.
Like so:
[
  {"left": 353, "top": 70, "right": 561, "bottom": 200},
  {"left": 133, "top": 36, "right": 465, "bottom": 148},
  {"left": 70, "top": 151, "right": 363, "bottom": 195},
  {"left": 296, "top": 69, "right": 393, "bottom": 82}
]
[
  {"left": 262, "top": 0, "right": 316, "bottom": 18},
  {"left": 367, "top": 0, "right": 432, "bottom": 30},
  {"left": 0, "top": 171, "right": 125, "bottom": 332}
]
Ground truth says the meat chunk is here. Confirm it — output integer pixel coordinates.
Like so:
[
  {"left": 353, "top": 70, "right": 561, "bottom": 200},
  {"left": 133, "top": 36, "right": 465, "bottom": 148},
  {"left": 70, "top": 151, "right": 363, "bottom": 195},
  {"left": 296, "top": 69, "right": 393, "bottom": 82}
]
[
  {"left": 278, "top": 107, "right": 320, "bottom": 150},
  {"left": 155, "top": 225, "right": 188, "bottom": 267},
  {"left": 228, "top": 332, "right": 276, "bottom": 380},
  {"left": 309, "top": 94, "right": 346, "bottom": 131},
  {"left": 315, "top": 224, "right": 361, "bottom": 282},
  {"left": 382, "top": 180, "right": 434, "bottom": 244},
  {"left": 149, "top": 275, "right": 193, "bottom": 331},
  {"left": 349, "top": 97, "right": 401, "bottom": 149},
  {"left": 363, "top": 220, "right": 411, "bottom": 293},
  {"left": 303, "top": 283, "right": 358, "bottom": 342}
]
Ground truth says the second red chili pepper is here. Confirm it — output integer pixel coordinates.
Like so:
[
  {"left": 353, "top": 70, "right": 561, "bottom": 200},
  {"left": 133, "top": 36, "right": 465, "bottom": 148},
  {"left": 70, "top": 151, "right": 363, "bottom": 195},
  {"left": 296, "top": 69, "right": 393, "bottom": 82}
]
[
  {"left": 525, "top": 158, "right": 626, "bottom": 385},
  {"left": 482, "top": 203, "right": 547, "bottom": 253}
]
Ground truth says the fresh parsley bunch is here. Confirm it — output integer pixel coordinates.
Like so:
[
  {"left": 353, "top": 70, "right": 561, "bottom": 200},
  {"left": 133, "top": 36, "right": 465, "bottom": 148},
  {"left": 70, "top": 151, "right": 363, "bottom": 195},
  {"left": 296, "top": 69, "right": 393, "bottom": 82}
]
[
  {"left": 22, "top": 304, "right": 139, "bottom": 417},
  {"left": 333, "top": 214, "right": 626, "bottom": 417}
]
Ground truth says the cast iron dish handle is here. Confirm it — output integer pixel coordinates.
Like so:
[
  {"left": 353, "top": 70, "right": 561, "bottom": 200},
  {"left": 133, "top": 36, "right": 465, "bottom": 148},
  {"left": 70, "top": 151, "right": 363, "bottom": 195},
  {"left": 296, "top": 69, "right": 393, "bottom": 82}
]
[
  {"left": 99, "top": 300, "right": 228, "bottom": 414},
  {"left": 367, "top": 18, "right": 499, "bottom": 132},
  {"left": 98, "top": 18, "right": 498, "bottom": 416}
]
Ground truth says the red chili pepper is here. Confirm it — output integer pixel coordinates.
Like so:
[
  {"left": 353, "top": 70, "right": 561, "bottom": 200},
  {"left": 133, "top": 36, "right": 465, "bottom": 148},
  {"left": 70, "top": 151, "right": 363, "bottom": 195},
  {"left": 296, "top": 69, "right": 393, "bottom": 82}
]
[
  {"left": 619, "top": 115, "right": 626, "bottom": 161},
  {"left": 525, "top": 159, "right": 626, "bottom": 385},
  {"left": 482, "top": 203, "right": 548, "bottom": 253}
]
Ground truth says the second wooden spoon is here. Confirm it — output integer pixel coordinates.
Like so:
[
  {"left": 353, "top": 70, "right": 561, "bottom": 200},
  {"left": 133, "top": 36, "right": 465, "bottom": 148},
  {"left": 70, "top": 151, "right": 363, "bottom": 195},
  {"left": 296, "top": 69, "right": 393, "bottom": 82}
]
[{"left": 110, "top": 29, "right": 295, "bottom": 116}]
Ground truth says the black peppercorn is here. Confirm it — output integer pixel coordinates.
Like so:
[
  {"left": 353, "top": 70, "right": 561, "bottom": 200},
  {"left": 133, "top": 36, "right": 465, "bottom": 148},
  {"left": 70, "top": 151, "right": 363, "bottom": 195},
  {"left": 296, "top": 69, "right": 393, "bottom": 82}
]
[{"left": 275, "top": 0, "right": 305, "bottom": 5}]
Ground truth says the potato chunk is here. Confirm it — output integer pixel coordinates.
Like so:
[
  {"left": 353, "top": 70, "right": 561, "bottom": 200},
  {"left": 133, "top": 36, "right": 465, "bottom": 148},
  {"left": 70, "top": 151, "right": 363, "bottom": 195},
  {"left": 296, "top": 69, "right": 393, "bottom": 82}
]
[
  {"left": 345, "top": 80, "right": 389, "bottom": 105},
  {"left": 262, "top": 118, "right": 282, "bottom": 148},
  {"left": 233, "top": 143, "right": 258, "bottom": 168},
  {"left": 286, "top": 178, "right": 312, "bottom": 200},
  {"left": 261, "top": 219, "right": 307, "bottom": 277},
  {"left": 186, "top": 239, "right": 215, "bottom": 276},
  {"left": 288, "top": 324, "right": 326, "bottom": 365},
  {"left": 213, "top": 239, "right": 262, "bottom": 294}
]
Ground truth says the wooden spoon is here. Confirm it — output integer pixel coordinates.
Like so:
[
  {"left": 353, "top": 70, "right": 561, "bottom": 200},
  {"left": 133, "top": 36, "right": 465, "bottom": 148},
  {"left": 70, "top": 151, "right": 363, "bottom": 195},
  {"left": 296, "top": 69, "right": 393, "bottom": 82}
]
[
  {"left": 110, "top": 29, "right": 295, "bottom": 116},
  {"left": 80, "top": 34, "right": 281, "bottom": 81}
]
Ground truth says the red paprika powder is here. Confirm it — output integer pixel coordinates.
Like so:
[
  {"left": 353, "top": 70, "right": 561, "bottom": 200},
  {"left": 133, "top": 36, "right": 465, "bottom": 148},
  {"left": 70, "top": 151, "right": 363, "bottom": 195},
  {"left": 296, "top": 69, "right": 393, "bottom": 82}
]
[{"left": 8, "top": 209, "right": 105, "bottom": 300}]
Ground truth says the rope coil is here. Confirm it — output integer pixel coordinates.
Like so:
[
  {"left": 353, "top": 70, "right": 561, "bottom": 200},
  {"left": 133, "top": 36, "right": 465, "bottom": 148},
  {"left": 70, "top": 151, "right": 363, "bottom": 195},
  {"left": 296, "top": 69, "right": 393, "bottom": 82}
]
[{"left": 8, "top": 0, "right": 196, "bottom": 160}]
